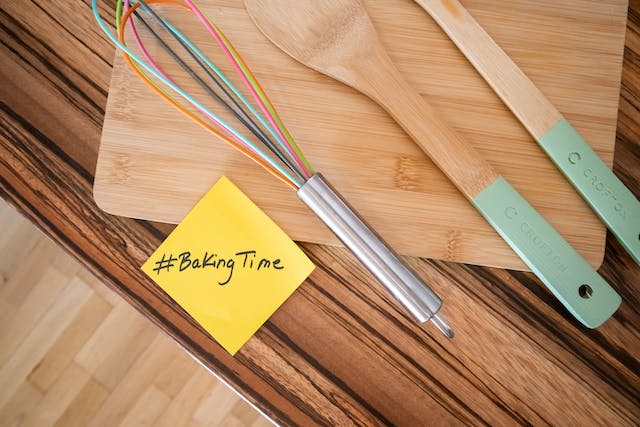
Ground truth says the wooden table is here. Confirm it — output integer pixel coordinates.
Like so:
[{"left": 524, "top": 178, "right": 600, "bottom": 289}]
[{"left": 2, "top": 1, "right": 639, "bottom": 425}]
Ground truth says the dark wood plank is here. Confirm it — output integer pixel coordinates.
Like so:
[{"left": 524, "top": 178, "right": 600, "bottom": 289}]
[{"left": 1, "top": 1, "right": 639, "bottom": 425}]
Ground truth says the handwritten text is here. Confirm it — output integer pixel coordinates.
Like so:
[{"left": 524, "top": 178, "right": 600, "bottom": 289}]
[{"left": 152, "top": 250, "right": 284, "bottom": 286}]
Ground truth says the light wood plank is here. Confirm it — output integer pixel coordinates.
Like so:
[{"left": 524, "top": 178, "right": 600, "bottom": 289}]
[
  {"left": 28, "top": 293, "right": 112, "bottom": 391},
  {"left": 87, "top": 336, "right": 185, "bottom": 427},
  {"left": 230, "top": 398, "right": 272, "bottom": 427},
  {"left": 0, "top": 236, "right": 70, "bottom": 307},
  {"left": 0, "top": 381, "right": 43, "bottom": 426},
  {"left": 155, "top": 368, "right": 217, "bottom": 427},
  {"left": 21, "top": 362, "right": 91, "bottom": 427},
  {"left": 0, "top": 218, "right": 44, "bottom": 281},
  {"left": 74, "top": 299, "right": 158, "bottom": 390},
  {"left": 0, "top": 277, "right": 92, "bottom": 407},
  {"left": 250, "top": 415, "right": 274, "bottom": 427},
  {"left": 118, "top": 385, "right": 171, "bottom": 427},
  {"left": 153, "top": 349, "right": 200, "bottom": 399},
  {"left": 76, "top": 267, "right": 122, "bottom": 307},
  {"left": 193, "top": 381, "right": 247, "bottom": 427},
  {"left": 0, "top": 299, "right": 16, "bottom": 334},
  {"left": 0, "top": 266, "right": 73, "bottom": 366},
  {"left": 53, "top": 378, "right": 109, "bottom": 427}
]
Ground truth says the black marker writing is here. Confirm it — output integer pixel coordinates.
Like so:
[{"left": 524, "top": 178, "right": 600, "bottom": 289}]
[
  {"left": 153, "top": 249, "right": 285, "bottom": 286},
  {"left": 153, "top": 253, "right": 178, "bottom": 275},
  {"left": 236, "top": 250, "right": 257, "bottom": 268}
]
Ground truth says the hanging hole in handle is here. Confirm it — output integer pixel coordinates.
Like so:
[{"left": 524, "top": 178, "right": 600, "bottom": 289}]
[{"left": 579, "top": 284, "right": 593, "bottom": 299}]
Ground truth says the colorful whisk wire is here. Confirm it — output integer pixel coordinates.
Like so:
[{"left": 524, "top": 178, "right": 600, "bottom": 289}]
[
  {"left": 93, "top": 0, "right": 313, "bottom": 190},
  {"left": 92, "top": 0, "right": 453, "bottom": 337}
]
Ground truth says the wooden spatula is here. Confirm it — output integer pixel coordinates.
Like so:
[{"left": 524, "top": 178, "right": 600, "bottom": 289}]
[
  {"left": 413, "top": 0, "right": 640, "bottom": 264},
  {"left": 244, "top": 0, "right": 621, "bottom": 328}
]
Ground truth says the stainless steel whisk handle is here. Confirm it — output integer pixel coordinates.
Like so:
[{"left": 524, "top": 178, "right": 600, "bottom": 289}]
[{"left": 297, "top": 173, "right": 453, "bottom": 338}]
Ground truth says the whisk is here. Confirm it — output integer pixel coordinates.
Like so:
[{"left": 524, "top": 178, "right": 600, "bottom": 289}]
[{"left": 92, "top": 0, "right": 453, "bottom": 337}]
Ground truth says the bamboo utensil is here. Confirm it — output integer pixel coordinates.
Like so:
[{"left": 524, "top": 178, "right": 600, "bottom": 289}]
[
  {"left": 244, "top": 0, "right": 622, "bottom": 328},
  {"left": 413, "top": 0, "right": 640, "bottom": 264}
]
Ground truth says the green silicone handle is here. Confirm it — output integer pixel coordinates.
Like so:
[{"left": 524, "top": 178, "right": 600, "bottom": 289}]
[
  {"left": 472, "top": 176, "right": 621, "bottom": 328},
  {"left": 538, "top": 120, "right": 640, "bottom": 264}
]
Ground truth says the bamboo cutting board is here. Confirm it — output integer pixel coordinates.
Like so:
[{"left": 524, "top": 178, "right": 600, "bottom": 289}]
[{"left": 95, "top": 0, "right": 628, "bottom": 270}]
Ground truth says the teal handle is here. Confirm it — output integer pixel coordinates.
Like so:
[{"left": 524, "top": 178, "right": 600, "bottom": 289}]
[
  {"left": 473, "top": 177, "right": 621, "bottom": 328},
  {"left": 539, "top": 120, "right": 640, "bottom": 264}
]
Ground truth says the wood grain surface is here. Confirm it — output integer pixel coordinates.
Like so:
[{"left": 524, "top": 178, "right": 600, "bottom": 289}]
[
  {"left": 244, "top": 0, "right": 500, "bottom": 199},
  {"left": 95, "top": 0, "right": 629, "bottom": 270},
  {"left": 413, "top": 0, "right": 564, "bottom": 139},
  {"left": 1, "top": 1, "right": 639, "bottom": 426}
]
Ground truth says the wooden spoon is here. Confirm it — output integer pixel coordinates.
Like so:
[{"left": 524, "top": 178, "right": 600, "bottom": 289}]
[{"left": 244, "top": 0, "right": 621, "bottom": 328}]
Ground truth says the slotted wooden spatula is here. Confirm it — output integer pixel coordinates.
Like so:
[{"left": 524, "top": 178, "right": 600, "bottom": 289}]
[{"left": 244, "top": 0, "right": 621, "bottom": 328}]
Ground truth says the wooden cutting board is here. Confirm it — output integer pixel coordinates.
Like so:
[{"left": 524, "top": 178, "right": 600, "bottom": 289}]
[{"left": 95, "top": 0, "right": 628, "bottom": 270}]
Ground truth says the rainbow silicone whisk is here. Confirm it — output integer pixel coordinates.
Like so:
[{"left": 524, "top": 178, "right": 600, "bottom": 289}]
[{"left": 93, "top": 0, "right": 453, "bottom": 337}]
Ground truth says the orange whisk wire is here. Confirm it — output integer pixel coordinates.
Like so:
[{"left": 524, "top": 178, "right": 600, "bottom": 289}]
[{"left": 117, "top": 0, "right": 300, "bottom": 190}]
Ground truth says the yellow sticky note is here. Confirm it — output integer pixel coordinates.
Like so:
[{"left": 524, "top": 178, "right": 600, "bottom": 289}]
[{"left": 141, "top": 176, "right": 314, "bottom": 355}]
